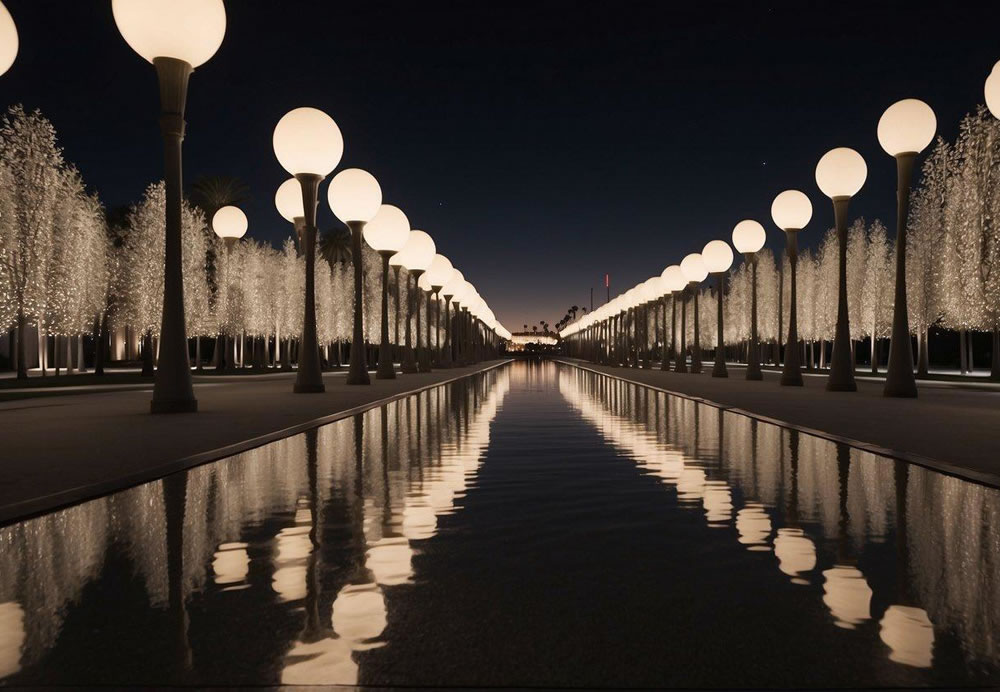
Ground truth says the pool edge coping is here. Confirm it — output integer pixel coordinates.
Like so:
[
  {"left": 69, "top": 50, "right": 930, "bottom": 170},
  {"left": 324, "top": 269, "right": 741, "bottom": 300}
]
[
  {"left": 557, "top": 359, "right": 1000, "bottom": 490},
  {"left": 0, "top": 359, "right": 514, "bottom": 526}
]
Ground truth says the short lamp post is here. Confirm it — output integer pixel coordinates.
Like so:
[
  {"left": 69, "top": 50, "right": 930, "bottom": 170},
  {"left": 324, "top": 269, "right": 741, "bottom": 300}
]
[
  {"left": 732, "top": 220, "right": 767, "bottom": 380},
  {"left": 275, "top": 178, "right": 306, "bottom": 251},
  {"left": 816, "top": 148, "right": 867, "bottom": 392},
  {"left": 212, "top": 205, "right": 248, "bottom": 372},
  {"left": 703, "top": 239, "right": 734, "bottom": 378},
  {"left": 113, "top": 0, "right": 227, "bottom": 413},
  {"left": 661, "top": 265, "right": 685, "bottom": 372},
  {"left": 426, "top": 255, "right": 455, "bottom": 368},
  {"left": 771, "top": 190, "right": 813, "bottom": 387},
  {"left": 0, "top": 0, "right": 17, "bottom": 76},
  {"left": 878, "top": 99, "right": 936, "bottom": 398},
  {"left": 680, "top": 253, "right": 708, "bottom": 374},
  {"left": 273, "top": 107, "right": 345, "bottom": 394},
  {"left": 361, "top": 203, "right": 410, "bottom": 380}
]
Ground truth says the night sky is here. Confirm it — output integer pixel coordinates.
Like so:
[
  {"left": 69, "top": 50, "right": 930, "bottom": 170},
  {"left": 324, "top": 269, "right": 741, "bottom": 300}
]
[{"left": 4, "top": 1, "right": 1000, "bottom": 332}]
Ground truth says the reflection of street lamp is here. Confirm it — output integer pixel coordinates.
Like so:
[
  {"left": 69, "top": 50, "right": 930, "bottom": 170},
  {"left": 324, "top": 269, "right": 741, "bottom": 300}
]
[
  {"left": 426, "top": 255, "right": 455, "bottom": 367},
  {"left": 771, "top": 190, "right": 812, "bottom": 387},
  {"left": 363, "top": 204, "right": 410, "bottom": 380},
  {"left": 661, "top": 265, "right": 685, "bottom": 372},
  {"left": 113, "top": 0, "right": 226, "bottom": 413},
  {"left": 703, "top": 240, "right": 734, "bottom": 378},
  {"left": 0, "top": 1, "right": 17, "bottom": 76},
  {"left": 985, "top": 61, "right": 1000, "bottom": 118},
  {"left": 273, "top": 107, "right": 345, "bottom": 393},
  {"left": 329, "top": 168, "right": 383, "bottom": 386},
  {"left": 275, "top": 178, "right": 305, "bottom": 250},
  {"left": 816, "top": 148, "right": 867, "bottom": 392},
  {"left": 680, "top": 253, "right": 707, "bottom": 374},
  {"left": 732, "top": 220, "right": 767, "bottom": 381},
  {"left": 878, "top": 99, "right": 936, "bottom": 398},
  {"left": 212, "top": 205, "right": 248, "bottom": 371}
]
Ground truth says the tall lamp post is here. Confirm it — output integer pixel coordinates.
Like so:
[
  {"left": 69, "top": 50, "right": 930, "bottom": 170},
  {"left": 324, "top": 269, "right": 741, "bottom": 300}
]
[
  {"left": 0, "top": 1, "right": 17, "bottom": 76},
  {"left": 113, "top": 0, "right": 226, "bottom": 413},
  {"left": 680, "top": 253, "right": 707, "bottom": 374},
  {"left": 395, "top": 231, "right": 436, "bottom": 373},
  {"left": 771, "top": 190, "right": 813, "bottom": 387},
  {"left": 273, "top": 107, "right": 345, "bottom": 393},
  {"left": 703, "top": 239, "right": 734, "bottom": 378},
  {"left": 442, "top": 269, "right": 465, "bottom": 367},
  {"left": 816, "top": 148, "right": 867, "bottom": 392},
  {"left": 362, "top": 204, "right": 410, "bottom": 380},
  {"left": 426, "top": 255, "right": 455, "bottom": 367},
  {"left": 417, "top": 273, "right": 436, "bottom": 369},
  {"left": 732, "top": 220, "right": 767, "bottom": 380},
  {"left": 275, "top": 178, "right": 306, "bottom": 251},
  {"left": 878, "top": 99, "right": 936, "bottom": 398},
  {"left": 661, "top": 265, "right": 685, "bottom": 372},
  {"left": 212, "top": 205, "right": 248, "bottom": 372}
]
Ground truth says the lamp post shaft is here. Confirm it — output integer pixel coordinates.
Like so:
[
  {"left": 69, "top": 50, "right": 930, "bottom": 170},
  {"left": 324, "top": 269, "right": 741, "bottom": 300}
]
[
  {"left": 441, "top": 297, "right": 453, "bottom": 367},
  {"left": 392, "top": 265, "right": 401, "bottom": 348},
  {"left": 420, "top": 290, "right": 432, "bottom": 372},
  {"left": 884, "top": 152, "right": 918, "bottom": 398},
  {"left": 150, "top": 57, "right": 197, "bottom": 414},
  {"left": 781, "top": 231, "right": 803, "bottom": 386},
  {"left": 402, "top": 271, "right": 417, "bottom": 373},
  {"left": 676, "top": 290, "right": 688, "bottom": 373},
  {"left": 713, "top": 273, "right": 728, "bottom": 377},
  {"left": 746, "top": 254, "right": 762, "bottom": 380},
  {"left": 293, "top": 174, "right": 325, "bottom": 393},
  {"left": 828, "top": 197, "right": 857, "bottom": 391},
  {"left": 660, "top": 296, "right": 670, "bottom": 370},
  {"left": 690, "top": 284, "right": 702, "bottom": 374},
  {"left": 346, "top": 219, "right": 370, "bottom": 385},
  {"left": 376, "top": 251, "right": 395, "bottom": 379}
]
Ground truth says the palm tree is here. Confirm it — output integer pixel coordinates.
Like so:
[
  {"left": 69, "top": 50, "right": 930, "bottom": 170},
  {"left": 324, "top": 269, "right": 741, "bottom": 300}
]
[
  {"left": 189, "top": 175, "right": 249, "bottom": 225},
  {"left": 318, "top": 226, "right": 352, "bottom": 269},
  {"left": 570, "top": 305, "right": 578, "bottom": 320}
]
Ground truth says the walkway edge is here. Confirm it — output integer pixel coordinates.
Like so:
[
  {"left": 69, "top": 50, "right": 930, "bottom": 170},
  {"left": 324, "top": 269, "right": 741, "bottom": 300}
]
[
  {"left": 557, "top": 359, "right": 1000, "bottom": 490},
  {"left": 0, "top": 360, "right": 513, "bottom": 526}
]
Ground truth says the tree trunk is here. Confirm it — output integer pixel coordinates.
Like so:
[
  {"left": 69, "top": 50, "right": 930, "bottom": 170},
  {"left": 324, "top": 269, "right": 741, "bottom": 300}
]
[
  {"left": 992, "top": 327, "right": 1000, "bottom": 381},
  {"left": 968, "top": 331, "right": 975, "bottom": 372},
  {"left": 819, "top": 338, "right": 826, "bottom": 369},
  {"left": 142, "top": 330, "right": 155, "bottom": 377},
  {"left": 917, "top": 327, "right": 929, "bottom": 378},
  {"left": 15, "top": 312, "right": 27, "bottom": 379},
  {"left": 95, "top": 311, "right": 108, "bottom": 376}
]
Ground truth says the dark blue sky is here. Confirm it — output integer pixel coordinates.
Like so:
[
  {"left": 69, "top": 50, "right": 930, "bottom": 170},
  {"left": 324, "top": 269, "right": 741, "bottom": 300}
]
[{"left": 4, "top": 1, "right": 999, "bottom": 331}]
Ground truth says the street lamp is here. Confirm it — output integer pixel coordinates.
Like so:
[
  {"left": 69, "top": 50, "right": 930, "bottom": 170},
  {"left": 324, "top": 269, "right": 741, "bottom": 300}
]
[
  {"left": 417, "top": 272, "right": 436, "bottom": 367},
  {"left": 113, "top": 0, "right": 226, "bottom": 413},
  {"left": 703, "top": 239, "right": 734, "bottom": 378},
  {"left": 275, "top": 178, "right": 305, "bottom": 250},
  {"left": 441, "top": 269, "right": 464, "bottom": 368},
  {"left": 680, "top": 253, "right": 707, "bottom": 374},
  {"left": 878, "top": 99, "right": 936, "bottom": 398},
  {"left": 395, "top": 231, "right": 436, "bottom": 372},
  {"left": 0, "top": 1, "right": 17, "bottom": 76},
  {"left": 426, "top": 254, "right": 455, "bottom": 367},
  {"left": 985, "top": 61, "right": 1000, "bottom": 119},
  {"left": 212, "top": 205, "right": 247, "bottom": 370},
  {"left": 363, "top": 204, "right": 410, "bottom": 380},
  {"left": 732, "top": 220, "right": 767, "bottom": 381},
  {"left": 661, "top": 265, "right": 685, "bottom": 372},
  {"left": 816, "top": 148, "right": 867, "bottom": 392},
  {"left": 328, "top": 168, "right": 383, "bottom": 386},
  {"left": 273, "top": 107, "right": 345, "bottom": 393},
  {"left": 771, "top": 189, "right": 813, "bottom": 387}
]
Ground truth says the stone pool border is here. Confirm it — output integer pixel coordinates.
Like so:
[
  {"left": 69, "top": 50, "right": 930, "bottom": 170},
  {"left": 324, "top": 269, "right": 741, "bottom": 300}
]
[
  {"left": 557, "top": 359, "right": 1000, "bottom": 490},
  {"left": 0, "top": 359, "right": 514, "bottom": 526}
]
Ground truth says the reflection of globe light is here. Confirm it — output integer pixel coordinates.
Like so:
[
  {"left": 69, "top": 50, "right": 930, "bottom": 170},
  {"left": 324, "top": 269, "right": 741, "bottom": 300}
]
[
  {"left": 331, "top": 583, "right": 387, "bottom": 648},
  {"left": 0, "top": 601, "right": 25, "bottom": 678},
  {"left": 366, "top": 537, "right": 414, "bottom": 586},
  {"left": 773, "top": 527, "right": 816, "bottom": 584},
  {"left": 281, "top": 637, "right": 356, "bottom": 686},
  {"left": 402, "top": 501, "right": 437, "bottom": 540},
  {"left": 212, "top": 542, "right": 249, "bottom": 586},
  {"left": 736, "top": 504, "right": 772, "bottom": 550},
  {"left": 677, "top": 467, "right": 706, "bottom": 503},
  {"left": 822, "top": 565, "right": 872, "bottom": 629},
  {"left": 272, "top": 504, "right": 312, "bottom": 602},
  {"left": 880, "top": 605, "right": 934, "bottom": 668},
  {"left": 703, "top": 481, "right": 733, "bottom": 525}
]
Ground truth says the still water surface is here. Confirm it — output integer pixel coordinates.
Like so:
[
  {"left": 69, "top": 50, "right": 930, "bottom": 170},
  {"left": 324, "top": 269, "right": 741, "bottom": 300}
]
[{"left": 1, "top": 361, "right": 998, "bottom": 687}]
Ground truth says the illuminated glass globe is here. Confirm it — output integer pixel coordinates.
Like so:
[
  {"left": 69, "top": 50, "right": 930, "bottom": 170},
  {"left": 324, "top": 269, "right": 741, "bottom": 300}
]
[
  {"left": 661, "top": 265, "right": 686, "bottom": 292},
  {"left": 274, "top": 178, "right": 303, "bottom": 222},
  {"left": 272, "top": 107, "right": 344, "bottom": 177},
  {"left": 212, "top": 205, "right": 248, "bottom": 239},
  {"left": 329, "top": 168, "right": 383, "bottom": 224},
  {"left": 702, "top": 240, "right": 734, "bottom": 273},
  {"left": 112, "top": 0, "right": 226, "bottom": 68},
  {"left": 771, "top": 190, "right": 813, "bottom": 231},
  {"left": 985, "top": 61, "right": 1000, "bottom": 119},
  {"left": 815, "top": 147, "right": 867, "bottom": 199},
  {"left": 417, "top": 272, "right": 433, "bottom": 292},
  {"left": 395, "top": 230, "right": 436, "bottom": 272},
  {"left": 732, "top": 220, "right": 766, "bottom": 254},
  {"left": 442, "top": 269, "right": 465, "bottom": 299},
  {"left": 0, "top": 2, "right": 17, "bottom": 77},
  {"left": 426, "top": 255, "right": 454, "bottom": 288},
  {"left": 680, "top": 253, "right": 708, "bottom": 283},
  {"left": 362, "top": 204, "right": 409, "bottom": 253},
  {"left": 877, "top": 99, "right": 936, "bottom": 156}
]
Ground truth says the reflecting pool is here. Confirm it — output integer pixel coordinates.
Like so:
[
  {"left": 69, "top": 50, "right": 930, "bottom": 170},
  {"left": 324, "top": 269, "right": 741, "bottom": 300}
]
[{"left": 1, "top": 361, "right": 998, "bottom": 687}]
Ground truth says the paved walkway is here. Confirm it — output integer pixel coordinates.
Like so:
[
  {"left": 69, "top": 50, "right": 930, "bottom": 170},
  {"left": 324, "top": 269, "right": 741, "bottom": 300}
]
[
  {"left": 0, "top": 360, "right": 509, "bottom": 524},
  {"left": 560, "top": 359, "right": 1000, "bottom": 488}
]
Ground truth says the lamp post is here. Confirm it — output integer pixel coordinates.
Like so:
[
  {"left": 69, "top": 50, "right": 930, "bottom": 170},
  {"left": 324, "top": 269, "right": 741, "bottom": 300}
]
[
  {"left": 273, "top": 108, "right": 345, "bottom": 393},
  {"left": 442, "top": 270, "right": 465, "bottom": 367},
  {"left": 395, "top": 231, "right": 436, "bottom": 373},
  {"left": 418, "top": 272, "right": 435, "bottom": 369},
  {"left": 361, "top": 204, "right": 410, "bottom": 380},
  {"left": 816, "top": 148, "right": 867, "bottom": 392},
  {"left": 0, "top": 1, "right": 17, "bottom": 76},
  {"left": 275, "top": 178, "right": 306, "bottom": 251},
  {"left": 661, "top": 265, "right": 684, "bottom": 371},
  {"left": 113, "top": 0, "right": 226, "bottom": 413},
  {"left": 771, "top": 190, "right": 813, "bottom": 387},
  {"left": 703, "top": 240, "right": 734, "bottom": 378},
  {"left": 426, "top": 255, "right": 455, "bottom": 367},
  {"left": 212, "top": 205, "right": 248, "bottom": 373},
  {"left": 680, "top": 253, "right": 707, "bottom": 374},
  {"left": 732, "top": 220, "right": 767, "bottom": 381},
  {"left": 878, "top": 99, "right": 936, "bottom": 398}
]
